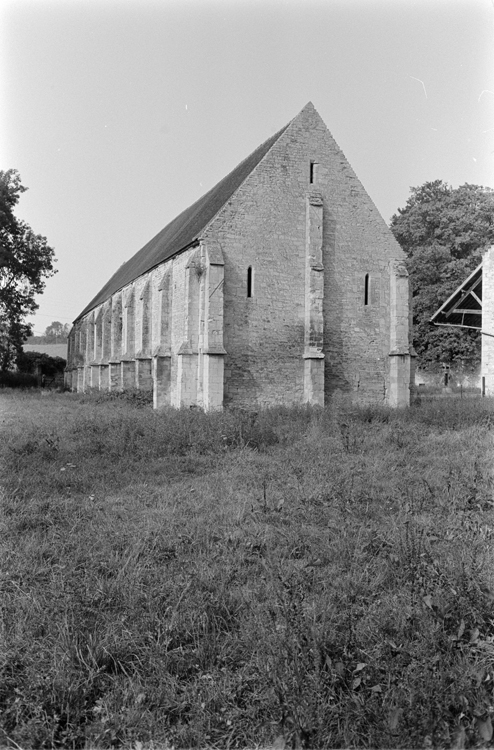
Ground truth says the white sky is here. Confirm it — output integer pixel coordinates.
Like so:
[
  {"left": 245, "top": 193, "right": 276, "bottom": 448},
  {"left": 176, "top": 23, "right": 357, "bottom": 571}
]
[{"left": 2, "top": 0, "right": 493, "bottom": 334}]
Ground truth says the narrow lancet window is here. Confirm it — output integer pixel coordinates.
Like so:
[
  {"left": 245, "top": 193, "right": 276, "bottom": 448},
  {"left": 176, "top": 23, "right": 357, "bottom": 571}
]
[
  {"left": 364, "top": 273, "right": 370, "bottom": 306},
  {"left": 247, "top": 266, "right": 253, "bottom": 298},
  {"left": 309, "top": 161, "right": 316, "bottom": 184}
]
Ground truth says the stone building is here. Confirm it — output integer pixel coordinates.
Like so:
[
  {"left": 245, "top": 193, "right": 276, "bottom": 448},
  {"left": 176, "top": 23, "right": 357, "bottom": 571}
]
[
  {"left": 66, "top": 102, "right": 413, "bottom": 409},
  {"left": 431, "top": 245, "right": 494, "bottom": 395}
]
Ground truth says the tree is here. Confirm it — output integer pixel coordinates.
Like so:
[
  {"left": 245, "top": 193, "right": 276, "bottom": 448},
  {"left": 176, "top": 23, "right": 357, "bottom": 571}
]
[
  {"left": 27, "top": 321, "right": 71, "bottom": 345},
  {"left": 16, "top": 350, "right": 66, "bottom": 377},
  {"left": 0, "top": 170, "right": 56, "bottom": 370},
  {"left": 390, "top": 181, "right": 494, "bottom": 370},
  {"left": 43, "top": 320, "right": 70, "bottom": 343}
]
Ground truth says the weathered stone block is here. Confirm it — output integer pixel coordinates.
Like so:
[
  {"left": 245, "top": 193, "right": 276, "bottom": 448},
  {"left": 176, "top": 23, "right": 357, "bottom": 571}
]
[
  {"left": 121, "top": 360, "right": 136, "bottom": 390},
  {"left": 135, "top": 358, "right": 152, "bottom": 391},
  {"left": 108, "top": 362, "right": 121, "bottom": 391},
  {"left": 153, "top": 355, "right": 171, "bottom": 409},
  {"left": 99, "top": 364, "right": 109, "bottom": 391}
]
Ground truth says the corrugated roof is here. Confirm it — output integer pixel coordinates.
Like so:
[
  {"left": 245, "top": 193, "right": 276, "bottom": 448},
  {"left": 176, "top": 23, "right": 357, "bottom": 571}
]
[
  {"left": 430, "top": 263, "right": 482, "bottom": 330},
  {"left": 76, "top": 118, "right": 293, "bottom": 320}
]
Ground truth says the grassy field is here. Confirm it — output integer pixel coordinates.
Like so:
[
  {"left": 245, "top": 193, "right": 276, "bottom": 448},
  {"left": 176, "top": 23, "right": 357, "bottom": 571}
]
[{"left": 1, "top": 389, "right": 494, "bottom": 749}]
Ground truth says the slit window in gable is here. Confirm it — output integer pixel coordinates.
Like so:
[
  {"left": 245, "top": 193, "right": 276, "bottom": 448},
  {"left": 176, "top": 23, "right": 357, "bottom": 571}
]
[
  {"left": 364, "top": 273, "right": 370, "bottom": 306},
  {"left": 247, "top": 266, "right": 253, "bottom": 298},
  {"left": 309, "top": 160, "right": 318, "bottom": 184}
]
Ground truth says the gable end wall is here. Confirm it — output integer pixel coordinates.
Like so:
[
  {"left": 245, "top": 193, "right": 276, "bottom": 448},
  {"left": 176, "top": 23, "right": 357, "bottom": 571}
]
[{"left": 202, "top": 104, "right": 407, "bottom": 406}]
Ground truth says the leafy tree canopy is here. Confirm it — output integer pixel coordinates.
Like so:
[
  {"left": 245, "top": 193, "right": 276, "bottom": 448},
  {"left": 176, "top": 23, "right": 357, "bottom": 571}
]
[
  {"left": 390, "top": 180, "right": 494, "bottom": 370},
  {"left": 28, "top": 320, "right": 71, "bottom": 344},
  {"left": 16, "top": 350, "right": 66, "bottom": 376},
  {"left": 0, "top": 170, "right": 56, "bottom": 370},
  {"left": 45, "top": 320, "right": 70, "bottom": 341}
]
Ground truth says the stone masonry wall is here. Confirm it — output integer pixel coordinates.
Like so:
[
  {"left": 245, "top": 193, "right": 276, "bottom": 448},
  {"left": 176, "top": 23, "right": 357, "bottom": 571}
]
[
  {"left": 66, "top": 246, "right": 199, "bottom": 405},
  {"left": 67, "top": 103, "right": 411, "bottom": 408},
  {"left": 203, "top": 103, "right": 409, "bottom": 407}
]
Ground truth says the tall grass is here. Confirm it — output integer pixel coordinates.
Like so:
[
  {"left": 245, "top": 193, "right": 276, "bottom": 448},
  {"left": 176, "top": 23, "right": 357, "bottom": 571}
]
[{"left": 1, "top": 390, "right": 494, "bottom": 748}]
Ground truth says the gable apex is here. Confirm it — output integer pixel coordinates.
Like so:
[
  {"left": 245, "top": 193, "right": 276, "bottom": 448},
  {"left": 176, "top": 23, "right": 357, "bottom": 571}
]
[{"left": 286, "top": 101, "right": 330, "bottom": 134}]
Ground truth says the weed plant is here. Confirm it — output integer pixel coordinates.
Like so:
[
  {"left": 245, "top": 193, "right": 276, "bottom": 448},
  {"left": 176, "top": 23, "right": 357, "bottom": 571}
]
[{"left": 1, "top": 391, "right": 494, "bottom": 748}]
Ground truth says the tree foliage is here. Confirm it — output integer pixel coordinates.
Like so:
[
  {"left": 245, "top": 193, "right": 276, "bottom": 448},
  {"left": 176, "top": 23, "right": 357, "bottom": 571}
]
[
  {"left": 16, "top": 350, "right": 66, "bottom": 376},
  {"left": 44, "top": 320, "right": 70, "bottom": 341},
  {"left": 390, "top": 181, "right": 494, "bottom": 370},
  {"left": 0, "top": 170, "right": 56, "bottom": 370},
  {"left": 28, "top": 320, "right": 71, "bottom": 345}
]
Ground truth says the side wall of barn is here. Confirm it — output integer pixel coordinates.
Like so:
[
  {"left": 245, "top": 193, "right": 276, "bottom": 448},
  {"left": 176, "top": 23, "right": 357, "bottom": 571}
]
[
  {"left": 65, "top": 249, "right": 198, "bottom": 406},
  {"left": 65, "top": 242, "right": 226, "bottom": 410}
]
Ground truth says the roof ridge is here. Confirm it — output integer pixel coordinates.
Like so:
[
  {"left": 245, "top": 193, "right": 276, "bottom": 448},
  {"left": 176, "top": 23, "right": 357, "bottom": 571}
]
[{"left": 75, "top": 116, "right": 293, "bottom": 320}]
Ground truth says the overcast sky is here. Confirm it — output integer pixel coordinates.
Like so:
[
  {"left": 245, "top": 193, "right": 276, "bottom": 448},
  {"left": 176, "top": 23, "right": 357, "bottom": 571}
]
[{"left": 2, "top": 0, "right": 493, "bottom": 335}]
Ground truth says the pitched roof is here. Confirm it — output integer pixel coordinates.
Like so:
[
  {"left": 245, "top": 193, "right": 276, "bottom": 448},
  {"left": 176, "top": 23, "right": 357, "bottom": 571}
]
[
  {"left": 430, "top": 262, "right": 482, "bottom": 330},
  {"left": 76, "top": 116, "right": 294, "bottom": 320}
]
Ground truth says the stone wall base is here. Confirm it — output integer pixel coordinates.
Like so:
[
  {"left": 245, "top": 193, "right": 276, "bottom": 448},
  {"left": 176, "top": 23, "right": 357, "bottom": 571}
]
[
  {"left": 121, "top": 361, "right": 136, "bottom": 390},
  {"left": 303, "top": 355, "right": 325, "bottom": 406},
  {"left": 99, "top": 364, "right": 109, "bottom": 390},
  {"left": 153, "top": 356, "right": 171, "bottom": 409},
  {"left": 136, "top": 358, "right": 153, "bottom": 391},
  {"left": 109, "top": 362, "right": 121, "bottom": 391},
  {"left": 203, "top": 354, "right": 224, "bottom": 411},
  {"left": 388, "top": 353, "right": 411, "bottom": 407}
]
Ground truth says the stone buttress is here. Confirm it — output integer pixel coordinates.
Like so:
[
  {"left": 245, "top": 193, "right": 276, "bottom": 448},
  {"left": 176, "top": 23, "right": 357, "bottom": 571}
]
[
  {"left": 304, "top": 191, "right": 325, "bottom": 405},
  {"left": 388, "top": 260, "right": 413, "bottom": 407}
]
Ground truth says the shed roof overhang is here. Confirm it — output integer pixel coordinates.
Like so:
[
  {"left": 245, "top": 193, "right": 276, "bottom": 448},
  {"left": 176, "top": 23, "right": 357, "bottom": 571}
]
[{"left": 430, "top": 263, "right": 482, "bottom": 330}]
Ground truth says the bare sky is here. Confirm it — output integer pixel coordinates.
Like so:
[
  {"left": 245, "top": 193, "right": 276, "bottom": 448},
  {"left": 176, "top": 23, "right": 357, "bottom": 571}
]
[{"left": 2, "top": 0, "right": 493, "bottom": 334}]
